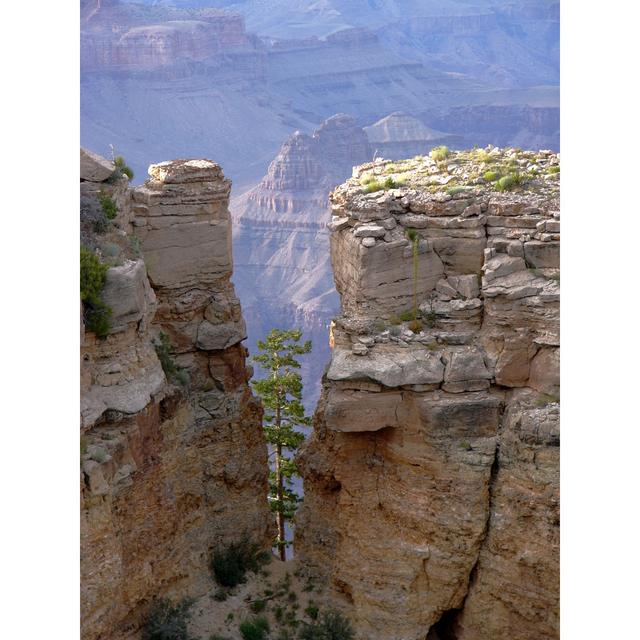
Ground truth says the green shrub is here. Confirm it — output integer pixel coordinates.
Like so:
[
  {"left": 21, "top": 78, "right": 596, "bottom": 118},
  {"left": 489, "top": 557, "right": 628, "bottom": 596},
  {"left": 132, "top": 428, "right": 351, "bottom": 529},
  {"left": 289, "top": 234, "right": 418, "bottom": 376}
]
[
  {"left": 84, "top": 301, "right": 112, "bottom": 337},
  {"left": 363, "top": 180, "right": 383, "bottom": 193},
  {"left": 250, "top": 599, "right": 267, "bottom": 614},
  {"left": 275, "top": 606, "right": 284, "bottom": 622},
  {"left": 80, "top": 246, "right": 108, "bottom": 303},
  {"left": 304, "top": 604, "right": 319, "bottom": 620},
  {"left": 363, "top": 176, "right": 404, "bottom": 192},
  {"left": 399, "top": 310, "right": 414, "bottom": 322},
  {"left": 154, "top": 332, "right": 189, "bottom": 387},
  {"left": 239, "top": 617, "right": 269, "bottom": 640},
  {"left": 359, "top": 174, "right": 375, "bottom": 186},
  {"left": 430, "top": 145, "right": 450, "bottom": 162},
  {"left": 141, "top": 598, "right": 194, "bottom": 640},
  {"left": 213, "top": 588, "right": 228, "bottom": 602},
  {"left": 80, "top": 436, "right": 87, "bottom": 456},
  {"left": 460, "top": 441, "right": 472, "bottom": 451},
  {"left": 424, "top": 311, "right": 437, "bottom": 329},
  {"left": 298, "top": 610, "right": 354, "bottom": 640},
  {"left": 210, "top": 539, "right": 267, "bottom": 588},
  {"left": 92, "top": 217, "right": 109, "bottom": 234},
  {"left": 80, "top": 246, "right": 112, "bottom": 337},
  {"left": 547, "top": 165, "right": 560, "bottom": 174},
  {"left": 383, "top": 176, "right": 400, "bottom": 189},
  {"left": 114, "top": 155, "right": 134, "bottom": 180},
  {"left": 447, "top": 186, "right": 468, "bottom": 196},
  {"left": 495, "top": 173, "right": 524, "bottom": 192},
  {"left": 483, "top": 170, "right": 501, "bottom": 182},
  {"left": 98, "top": 191, "right": 118, "bottom": 220}
]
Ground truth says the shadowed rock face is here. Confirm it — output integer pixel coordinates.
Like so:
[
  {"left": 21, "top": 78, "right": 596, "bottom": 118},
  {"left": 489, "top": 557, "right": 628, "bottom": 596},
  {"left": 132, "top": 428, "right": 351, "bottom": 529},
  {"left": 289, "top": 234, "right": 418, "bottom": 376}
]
[
  {"left": 80, "top": 152, "right": 271, "bottom": 640},
  {"left": 296, "top": 147, "right": 559, "bottom": 639}
]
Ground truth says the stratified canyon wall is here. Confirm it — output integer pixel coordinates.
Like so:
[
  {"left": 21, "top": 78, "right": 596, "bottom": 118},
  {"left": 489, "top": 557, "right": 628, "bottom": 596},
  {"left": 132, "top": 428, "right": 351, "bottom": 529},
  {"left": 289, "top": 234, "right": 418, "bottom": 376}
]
[
  {"left": 80, "top": 151, "right": 271, "bottom": 640},
  {"left": 296, "top": 147, "right": 559, "bottom": 639},
  {"left": 231, "top": 114, "right": 371, "bottom": 407}
]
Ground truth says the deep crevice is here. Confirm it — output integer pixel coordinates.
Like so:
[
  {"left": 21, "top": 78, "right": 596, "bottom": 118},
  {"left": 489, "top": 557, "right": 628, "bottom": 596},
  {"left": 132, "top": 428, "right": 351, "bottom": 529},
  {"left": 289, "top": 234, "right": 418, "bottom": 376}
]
[{"left": 427, "top": 425, "right": 503, "bottom": 640}]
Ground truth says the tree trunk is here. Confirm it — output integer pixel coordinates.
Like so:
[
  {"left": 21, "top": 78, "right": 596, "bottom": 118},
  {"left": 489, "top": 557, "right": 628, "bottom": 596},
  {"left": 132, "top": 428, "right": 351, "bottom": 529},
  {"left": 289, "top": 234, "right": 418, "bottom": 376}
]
[{"left": 275, "top": 442, "right": 286, "bottom": 561}]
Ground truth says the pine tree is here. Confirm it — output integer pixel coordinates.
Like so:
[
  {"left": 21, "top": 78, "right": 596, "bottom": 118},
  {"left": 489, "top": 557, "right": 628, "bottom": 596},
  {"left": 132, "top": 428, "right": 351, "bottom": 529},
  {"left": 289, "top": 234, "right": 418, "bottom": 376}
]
[{"left": 252, "top": 328, "right": 312, "bottom": 560}]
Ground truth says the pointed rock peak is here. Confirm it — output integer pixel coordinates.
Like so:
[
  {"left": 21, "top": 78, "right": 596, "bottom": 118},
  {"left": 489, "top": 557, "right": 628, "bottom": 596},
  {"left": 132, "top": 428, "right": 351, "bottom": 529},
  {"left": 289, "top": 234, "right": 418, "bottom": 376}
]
[
  {"left": 365, "top": 112, "right": 450, "bottom": 143},
  {"left": 314, "top": 113, "right": 358, "bottom": 135}
]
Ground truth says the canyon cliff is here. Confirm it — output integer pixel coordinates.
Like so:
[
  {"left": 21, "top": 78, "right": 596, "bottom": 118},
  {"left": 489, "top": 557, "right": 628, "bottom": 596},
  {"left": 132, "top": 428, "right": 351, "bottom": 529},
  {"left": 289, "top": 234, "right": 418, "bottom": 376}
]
[
  {"left": 296, "top": 147, "right": 560, "bottom": 639},
  {"left": 80, "top": 150, "right": 272, "bottom": 640}
]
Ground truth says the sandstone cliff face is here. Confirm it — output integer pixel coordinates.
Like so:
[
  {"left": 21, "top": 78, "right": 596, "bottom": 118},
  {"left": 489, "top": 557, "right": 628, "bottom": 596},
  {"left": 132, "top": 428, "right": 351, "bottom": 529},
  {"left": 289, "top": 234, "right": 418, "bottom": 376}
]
[
  {"left": 296, "top": 148, "right": 559, "bottom": 639},
  {"left": 80, "top": 152, "right": 271, "bottom": 640}
]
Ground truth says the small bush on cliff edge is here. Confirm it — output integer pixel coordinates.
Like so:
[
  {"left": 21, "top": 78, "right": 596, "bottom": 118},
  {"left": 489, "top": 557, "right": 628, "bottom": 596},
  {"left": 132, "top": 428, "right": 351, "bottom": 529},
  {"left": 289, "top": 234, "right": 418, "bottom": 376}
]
[
  {"left": 97, "top": 190, "right": 118, "bottom": 220},
  {"left": 495, "top": 172, "right": 524, "bottom": 192},
  {"left": 114, "top": 156, "right": 134, "bottom": 179},
  {"left": 106, "top": 151, "right": 134, "bottom": 182},
  {"left": 80, "top": 246, "right": 112, "bottom": 337},
  {"left": 430, "top": 145, "right": 450, "bottom": 162},
  {"left": 154, "top": 332, "right": 189, "bottom": 387},
  {"left": 141, "top": 598, "right": 195, "bottom": 640}
]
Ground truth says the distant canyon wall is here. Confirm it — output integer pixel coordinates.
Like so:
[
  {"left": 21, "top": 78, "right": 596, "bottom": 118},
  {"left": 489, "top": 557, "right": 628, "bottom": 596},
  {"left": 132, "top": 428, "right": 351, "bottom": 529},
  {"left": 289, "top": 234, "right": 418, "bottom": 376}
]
[{"left": 80, "top": 2, "right": 558, "bottom": 187}]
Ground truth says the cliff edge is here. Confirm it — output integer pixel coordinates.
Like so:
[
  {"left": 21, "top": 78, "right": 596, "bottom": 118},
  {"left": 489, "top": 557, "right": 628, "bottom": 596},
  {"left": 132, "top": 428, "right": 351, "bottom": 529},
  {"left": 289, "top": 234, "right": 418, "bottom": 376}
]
[
  {"left": 80, "top": 151, "right": 272, "bottom": 640},
  {"left": 296, "top": 147, "right": 560, "bottom": 639}
]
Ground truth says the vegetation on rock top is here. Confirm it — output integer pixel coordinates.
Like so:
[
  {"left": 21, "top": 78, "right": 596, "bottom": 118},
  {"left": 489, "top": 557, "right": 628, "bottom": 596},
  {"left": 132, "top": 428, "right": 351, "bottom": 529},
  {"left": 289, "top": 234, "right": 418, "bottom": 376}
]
[{"left": 349, "top": 146, "right": 559, "bottom": 200}]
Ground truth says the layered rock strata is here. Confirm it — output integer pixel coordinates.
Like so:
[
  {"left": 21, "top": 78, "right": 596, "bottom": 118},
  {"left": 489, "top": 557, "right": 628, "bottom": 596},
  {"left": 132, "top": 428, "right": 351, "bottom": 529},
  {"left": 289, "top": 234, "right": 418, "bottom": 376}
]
[
  {"left": 231, "top": 114, "right": 371, "bottom": 407},
  {"left": 80, "top": 152, "right": 271, "bottom": 640},
  {"left": 81, "top": 1, "right": 253, "bottom": 73},
  {"left": 296, "top": 147, "right": 559, "bottom": 639}
]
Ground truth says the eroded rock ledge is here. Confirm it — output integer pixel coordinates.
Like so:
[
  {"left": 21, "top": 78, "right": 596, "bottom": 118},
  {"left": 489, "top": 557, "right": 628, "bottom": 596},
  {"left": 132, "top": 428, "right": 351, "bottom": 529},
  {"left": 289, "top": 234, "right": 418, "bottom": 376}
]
[
  {"left": 296, "top": 148, "right": 559, "bottom": 640},
  {"left": 80, "top": 152, "right": 271, "bottom": 640}
]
